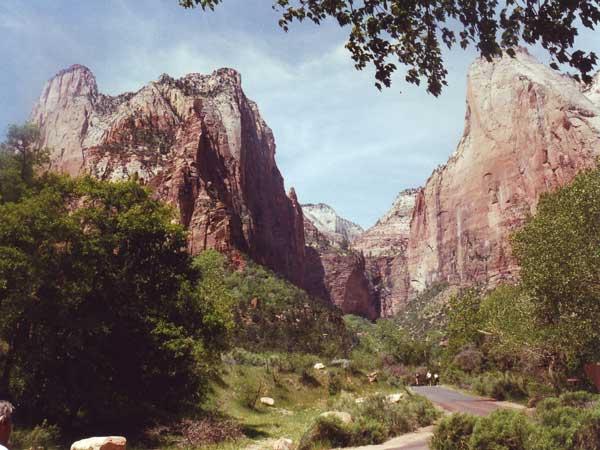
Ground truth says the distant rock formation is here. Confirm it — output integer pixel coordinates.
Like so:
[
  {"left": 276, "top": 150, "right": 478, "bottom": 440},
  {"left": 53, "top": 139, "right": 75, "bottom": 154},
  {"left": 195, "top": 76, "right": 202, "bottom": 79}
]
[
  {"left": 302, "top": 203, "right": 363, "bottom": 247},
  {"left": 353, "top": 188, "right": 419, "bottom": 258},
  {"left": 32, "top": 65, "right": 306, "bottom": 286},
  {"left": 303, "top": 214, "right": 378, "bottom": 319}
]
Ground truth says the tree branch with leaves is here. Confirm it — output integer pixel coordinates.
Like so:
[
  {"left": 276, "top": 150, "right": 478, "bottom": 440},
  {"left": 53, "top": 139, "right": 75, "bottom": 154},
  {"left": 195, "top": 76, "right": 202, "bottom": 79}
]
[{"left": 178, "top": 0, "right": 600, "bottom": 95}]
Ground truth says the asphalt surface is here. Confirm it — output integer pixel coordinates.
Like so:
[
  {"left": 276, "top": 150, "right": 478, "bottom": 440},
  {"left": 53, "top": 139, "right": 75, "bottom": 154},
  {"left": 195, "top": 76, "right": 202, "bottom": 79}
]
[
  {"left": 411, "top": 385, "right": 503, "bottom": 416},
  {"left": 379, "top": 386, "right": 503, "bottom": 450}
]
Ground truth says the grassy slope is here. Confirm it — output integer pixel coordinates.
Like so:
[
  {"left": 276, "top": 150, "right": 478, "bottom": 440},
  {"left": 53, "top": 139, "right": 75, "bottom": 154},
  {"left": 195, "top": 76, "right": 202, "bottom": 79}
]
[{"left": 201, "top": 364, "right": 402, "bottom": 449}]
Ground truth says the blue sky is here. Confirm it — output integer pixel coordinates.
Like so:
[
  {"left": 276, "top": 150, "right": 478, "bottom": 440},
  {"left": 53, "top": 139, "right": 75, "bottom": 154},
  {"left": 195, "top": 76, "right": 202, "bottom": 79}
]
[{"left": 1, "top": 1, "right": 599, "bottom": 227}]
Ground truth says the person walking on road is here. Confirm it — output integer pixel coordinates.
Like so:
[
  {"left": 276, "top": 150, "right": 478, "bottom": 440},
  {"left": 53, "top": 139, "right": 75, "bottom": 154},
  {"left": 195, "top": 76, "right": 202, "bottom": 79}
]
[
  {"left": 434, "top": 373, "right": 439, "bottom": 385},
  {"left": 426, "top": 371, "right": 432, "bottom": 386}
]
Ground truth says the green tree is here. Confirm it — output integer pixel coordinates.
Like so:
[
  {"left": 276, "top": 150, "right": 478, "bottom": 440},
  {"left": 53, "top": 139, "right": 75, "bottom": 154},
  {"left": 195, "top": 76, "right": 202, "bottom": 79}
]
[
  {"left": 445, "top": 289, "right": 484, "bottom": 357},
  {"left": 0, "top": 123, "right": 49, "bottom": 203},
  {"left": 179, "top": 0, "right": 600, "bottom": 95},
  {"left": 0, "top": 176, "right": 228, "bottom": 433},
  {"left": 513, "top": 166, "right": 600, "bottom": 372}
]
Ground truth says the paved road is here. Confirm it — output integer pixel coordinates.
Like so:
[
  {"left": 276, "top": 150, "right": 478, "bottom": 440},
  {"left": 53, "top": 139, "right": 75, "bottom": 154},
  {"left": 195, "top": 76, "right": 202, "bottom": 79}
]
[
  {"left": 411, "top": 385, "right": 503, "bottom": 417},
  {"left": 349, "top": 386, "right": 506, "bottom": 450}
]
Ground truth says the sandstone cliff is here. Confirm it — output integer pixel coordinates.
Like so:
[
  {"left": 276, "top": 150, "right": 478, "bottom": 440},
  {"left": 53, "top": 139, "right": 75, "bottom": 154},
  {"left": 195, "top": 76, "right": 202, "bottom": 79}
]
[
  {"left": 368, "top": 49, "right": 600, "bottom": 315},
  {"left": 32, "top": 65, "right": 306, "bottom": 285},
  {"left": 353, "top": 188, "right": 419, "bottom": 257}
]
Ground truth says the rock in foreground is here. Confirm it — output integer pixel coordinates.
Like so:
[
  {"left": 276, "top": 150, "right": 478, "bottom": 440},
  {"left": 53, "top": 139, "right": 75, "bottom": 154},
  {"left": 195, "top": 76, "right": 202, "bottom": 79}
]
[{"left": 71, "top": 436, "right": 126, "bottom": 450}]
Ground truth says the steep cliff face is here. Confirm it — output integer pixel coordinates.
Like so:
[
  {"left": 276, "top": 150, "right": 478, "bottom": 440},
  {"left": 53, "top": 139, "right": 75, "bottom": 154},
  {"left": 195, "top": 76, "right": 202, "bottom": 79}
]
[
  {"left": 403, "top": 49, "right": 600, "bottom": 301},
  {"left": 353, "top": 189, "right": 419, "bottom": 257},
  {"left": 32, "top": 65, "right": 305, "bottom": 285},
  {"left": 302, "top": 203, "right": 363, "bottom": 246},
  {"left": 303, "top": 210, "right": 378, "bottom": 319}
]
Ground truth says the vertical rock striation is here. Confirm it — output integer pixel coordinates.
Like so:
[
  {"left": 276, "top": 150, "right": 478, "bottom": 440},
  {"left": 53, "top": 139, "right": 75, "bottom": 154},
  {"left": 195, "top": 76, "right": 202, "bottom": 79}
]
[
  {"left": 362, "top": 49, "right": 600, "bottom": 315},
  {"left": 32, "top": 65, "right": 306, "bottom": 285}
]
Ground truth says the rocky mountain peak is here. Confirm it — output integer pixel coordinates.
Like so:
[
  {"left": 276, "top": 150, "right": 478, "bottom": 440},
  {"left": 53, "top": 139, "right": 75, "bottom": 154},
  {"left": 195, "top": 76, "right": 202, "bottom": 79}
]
[
  {"left": 302, "top": 203, "right": 363, "bottom": 247},
  {"left": 33, "top": 64, "right": 306, "bottom": 287}
]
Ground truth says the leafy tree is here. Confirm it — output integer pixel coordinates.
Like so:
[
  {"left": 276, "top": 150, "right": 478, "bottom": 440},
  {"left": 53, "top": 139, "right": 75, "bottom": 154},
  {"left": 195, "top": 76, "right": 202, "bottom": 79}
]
[
  {"left": 0, "top": 123, "right": 49, "bottom": 203},
  {"left": 445, "top": 289, "right": 484, "bottom": 357},
  {"left": 178, "top": 0, "right": 600, "bottom": 95},
  {"left": 0, "top": 176, "right": 229, "bottom": 433},
  {"left": 513, "top": 166, "right": 600, "bottom": 372}
]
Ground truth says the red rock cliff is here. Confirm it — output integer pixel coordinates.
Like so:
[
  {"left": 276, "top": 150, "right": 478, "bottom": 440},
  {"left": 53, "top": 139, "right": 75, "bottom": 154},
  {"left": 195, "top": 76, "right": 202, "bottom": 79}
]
[
  {"left": 369, "top": 49, "right": 600, "bottom": 315},
  {"left": 32, "top": 65, "right": 305, "bottom": 285}
]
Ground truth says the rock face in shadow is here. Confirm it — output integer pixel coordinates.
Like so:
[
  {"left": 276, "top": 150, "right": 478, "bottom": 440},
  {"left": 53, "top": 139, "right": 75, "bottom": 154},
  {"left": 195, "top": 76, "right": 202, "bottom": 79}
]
[
  {"left": 32, "top": 65, "right": 306, "bottom": 285},
  {"left": 303, "top": 216, "right": 379, "bottom": 319},
  {"left": 362, "top": 49, "right": 600, "bottom": 315}
]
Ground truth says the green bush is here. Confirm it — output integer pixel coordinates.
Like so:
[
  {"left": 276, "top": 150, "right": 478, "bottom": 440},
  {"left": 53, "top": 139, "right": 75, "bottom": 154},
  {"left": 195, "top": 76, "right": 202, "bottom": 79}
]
[
  {"left": 0, "top": 177, "right": 229, "bottom": 433},
  {"left": 276, "top": 353, "right": 317, "bottom": 374},
  {"left": 453, "top": 347, "right": 484, "bottom": 373},
  {"left": 328, "top": 371, "right": 344, "bottom": 396},
  {"left": 297, "top": 416, "right": 352, "bottom": 450},
  {"left": 432, "top": 393, "right": 600, "bottom": 450},
  {"left": 471, "top": 372, "right": 528, "bottom": 401},
  {"left": 10, "top": 420, "right": 61, "bottom": 450},
  {"left": 469, "top": 409, "right": 534, "bottom": 450},
  {"left": 237, "top": 375, "right": 266, "bottom": 410},
  {"left": 574, "top": 407, "right": 600, "bottom": 450},
  {"left": 430, "top": 413, "right": 478, "bottom": 450},
  {"left": 300, "top": 393, "right": 439, "bottom": 449},
  {"left": 228, "top": 261, "right": 352, "bottom": 357},
  {"left": 224, "top": 348, "right": 267, "bottom": 366},
  {"left": 350, "top": 416, "right": 388, "bottom": 445}
]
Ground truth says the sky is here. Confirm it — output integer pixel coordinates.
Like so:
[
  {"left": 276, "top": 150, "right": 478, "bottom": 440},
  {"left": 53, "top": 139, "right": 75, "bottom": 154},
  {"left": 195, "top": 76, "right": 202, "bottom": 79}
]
[{"left": 1, "top": 1, "right": 599, "bottom": 228}]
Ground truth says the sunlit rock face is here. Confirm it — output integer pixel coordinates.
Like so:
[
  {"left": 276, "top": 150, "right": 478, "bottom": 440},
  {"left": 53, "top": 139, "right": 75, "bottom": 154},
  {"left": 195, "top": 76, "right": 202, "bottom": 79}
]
[
  {"left": 366, "top": 49, "right": 600, "bottom": 315},
  {"left": 302, "top": 203, "right": 364, "bottom": 246},
  {"left": 32, "top": 65, "right": 306, "bottom": 285},
  {"left": 353, "top": 188, "right": 419, "bottom": 258}
]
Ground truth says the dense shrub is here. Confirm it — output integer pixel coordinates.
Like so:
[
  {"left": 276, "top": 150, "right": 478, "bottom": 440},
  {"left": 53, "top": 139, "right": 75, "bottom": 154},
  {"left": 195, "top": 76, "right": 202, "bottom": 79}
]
[
  {"left": 299, "top": 393, "right": 439, "bottom": 449},
  {"left": 223, "top": 348, "right": 268, "bottom": 367},
  {"left": 471, "top": 372, "right": 528, "bottom": 401},
  {"left": 431, "top": 392, "right": 600, "bottom": 450},
  {"left": 430, "top": 413, "right": 478, "bottom": 450},
  {"left": 237, "top": 374, "right": 266, "bottom": 409},
  {"left": 297, "top": 416, "right": 353, "bottom": 450},
  {"left": 469, "top": 409, "right": 534, "bottom": 450},
  {"left": 453, "top": 347, "right": 484, "bottom": 373},
  {"left": 328, "top": 371, "right": 344, "bottom": 396},
  {"left": 9, "top": 420, "right": 61, "bottom": 450}
]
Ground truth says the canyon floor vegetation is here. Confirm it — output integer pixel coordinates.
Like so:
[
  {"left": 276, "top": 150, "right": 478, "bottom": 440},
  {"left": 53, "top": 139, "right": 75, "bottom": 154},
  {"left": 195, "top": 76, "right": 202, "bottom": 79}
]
[{"left": 2, "top": 123, "right": 600, "bottom": 450}]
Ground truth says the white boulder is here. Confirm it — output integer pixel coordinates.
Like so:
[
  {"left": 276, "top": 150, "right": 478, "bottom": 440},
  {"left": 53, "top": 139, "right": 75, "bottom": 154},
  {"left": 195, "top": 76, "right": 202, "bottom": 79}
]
[
  {"left": 260, "top": 396, "right": 275, "bottom": 406},
  {"left": 71, "top": 436, "right": 126, "bottom": 450}
]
